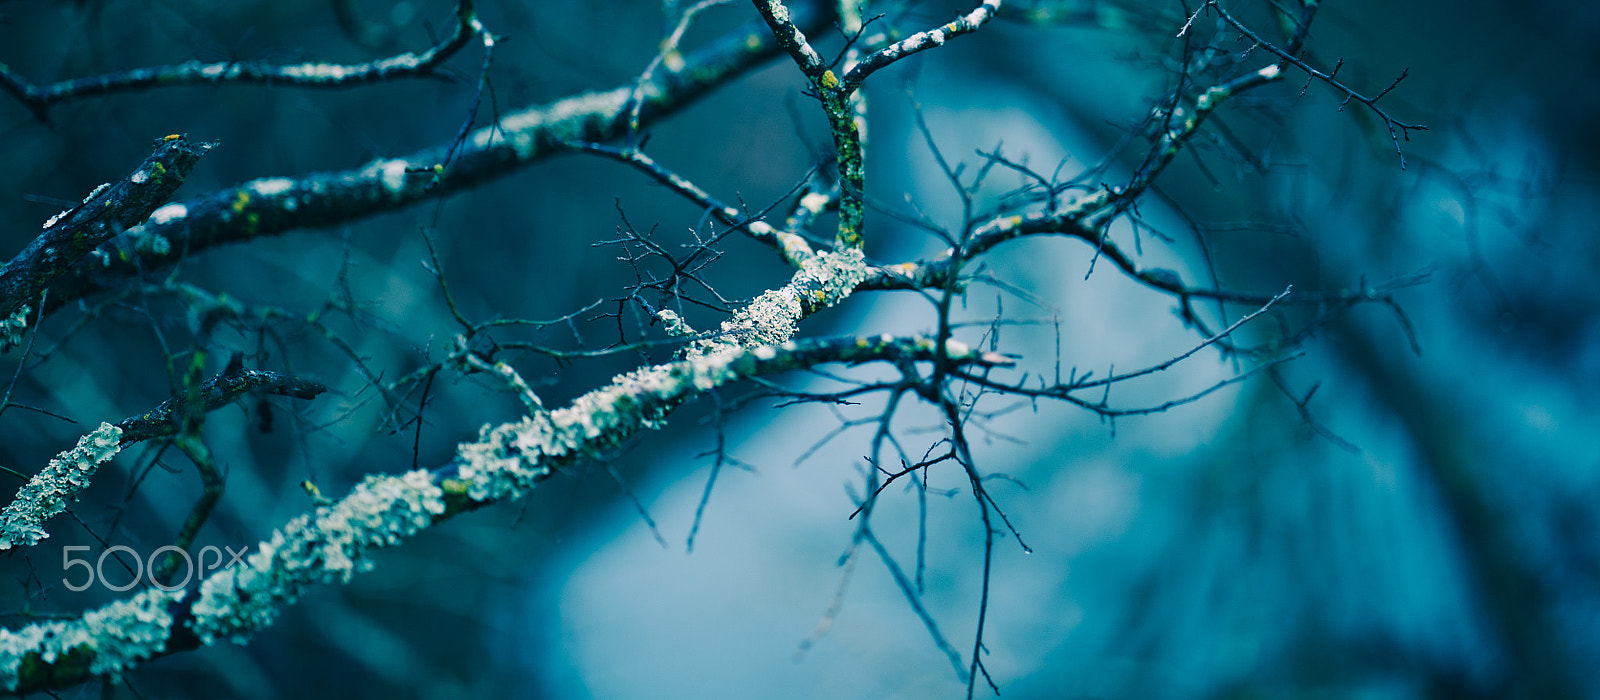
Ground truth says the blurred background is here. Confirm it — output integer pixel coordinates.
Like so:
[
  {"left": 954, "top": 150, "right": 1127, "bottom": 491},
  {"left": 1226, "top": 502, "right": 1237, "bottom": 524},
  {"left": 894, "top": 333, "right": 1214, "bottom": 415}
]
[{"left": 0, "top": 0, "right": 1596, "bottom": 698}]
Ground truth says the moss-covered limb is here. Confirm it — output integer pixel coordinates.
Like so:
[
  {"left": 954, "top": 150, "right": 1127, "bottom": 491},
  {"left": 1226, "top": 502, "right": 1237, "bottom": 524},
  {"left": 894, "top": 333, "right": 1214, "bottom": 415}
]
[
  {"left": 750, "top": 1, "right": 866, "bottom": 250},
  {"left": 754, "top": 2, "right": 1006, "bottom": 250},
  {"left": 0, "top": 136, "right": 214, "bottom": 322},
  {"left": 0, "top": 1, "right": 482, "bottom": 122},
  {"left": 0, "top": 333, "right": 1010, "bottom": 695},
  {"left": 39, "top": 6, "right": 831, "bottom": 321},
  {"left": 838, "top": 0, "right": 1004, "bottom": 95},
  {"left": 826, "top": 92, "right": 867, "bottom": 251},
  {"left": 114, "top": 367, "right": 326, "bottom": 444},
  {"left": 0, "top": 423, "right": 123, "bottom": 551}
]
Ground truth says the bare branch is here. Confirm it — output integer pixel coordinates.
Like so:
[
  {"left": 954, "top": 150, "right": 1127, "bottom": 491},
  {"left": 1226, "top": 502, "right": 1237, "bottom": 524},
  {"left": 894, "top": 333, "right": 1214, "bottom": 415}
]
[{"left": 0, "top": 1, "right": 485, "bottom": 121}]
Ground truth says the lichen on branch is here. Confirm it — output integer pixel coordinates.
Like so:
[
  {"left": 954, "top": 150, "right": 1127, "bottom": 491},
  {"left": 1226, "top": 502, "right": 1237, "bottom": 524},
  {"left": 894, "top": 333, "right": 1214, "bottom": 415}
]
[
  {"left": 0, "top": 423, "right": 123, "bottom": 550},
  {"left": 0, "top": 135, "right": 214, "bottom": 324},
  {"left": 0, "top": 329, "right": 1009, "bottom": 693}
]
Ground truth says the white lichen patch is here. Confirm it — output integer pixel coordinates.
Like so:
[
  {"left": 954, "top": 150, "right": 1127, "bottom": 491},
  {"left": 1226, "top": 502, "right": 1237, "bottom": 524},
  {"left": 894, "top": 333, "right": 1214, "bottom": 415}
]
[
  {"left": 149, "top": 203, "right": 187, "bottom": 225},
  {"left": 0, "top": 423, "right": 123, "bottom": 549},
  {"left": 798, "top": 191, "right": 830, "bottom": 215},
  {"left": 41, "top": 182, "right": 110, "bottom": 228},
  {"left": 250, "top": 178, "right": 295, "bottom": 197},
  {"left": 663, "top": 50, "right": 686, "bottom": 73},
  {"left": 0, "top": 587, "right": 182, "bottom": 690},
  {"left": 198, "top": 63, "right": 232, "bottom": 80},
  {"left": 689, "top": 247, "right": 866, "bottom": 357},
  {"left": 37, "top": 182, "right": 103, "bottom": 230},
  {"left": 371, "top": 159, "right": 410, "bottom": 194},
  {"left": 455, "top": 421, "right": 544, "bottom": 502},
  {"left": 188, "top": 469, "right": 445, "bottom": 645},
  {"left": 799, "top": 246, "right": 868, "bottom": 302},
  {"left": 656, "top": 309, "right": 696, "bottom": 337},
  {"left": 709, "top": 287, "right": 801, "bottom": 352},
  {"left": 281, "top": 63, "right": 355, "bottom": 81}
]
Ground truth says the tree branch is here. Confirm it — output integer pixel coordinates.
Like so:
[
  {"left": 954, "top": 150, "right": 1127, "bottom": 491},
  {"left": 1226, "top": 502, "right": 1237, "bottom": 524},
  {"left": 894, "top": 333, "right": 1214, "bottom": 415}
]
[
  {"left": 0, "top": 136, "right": 214, "bottom": 323},
  {"left": 0, "top": 333, "right": 1010, "bottom": 694},
  {"left": 39, "top": 5, "right": 827, "bottom": 318},
  {"left": 0, "top": 1, "right": 485, "bottom": 121}
]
